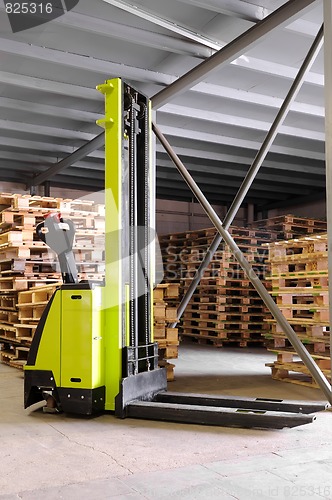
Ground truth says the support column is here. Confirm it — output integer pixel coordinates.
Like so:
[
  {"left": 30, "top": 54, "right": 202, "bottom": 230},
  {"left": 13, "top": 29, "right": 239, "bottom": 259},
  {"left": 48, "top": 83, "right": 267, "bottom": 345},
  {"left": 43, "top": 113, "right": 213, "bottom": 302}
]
[{"left": 323, "top": 0, "right": 332, "bottom": 388}]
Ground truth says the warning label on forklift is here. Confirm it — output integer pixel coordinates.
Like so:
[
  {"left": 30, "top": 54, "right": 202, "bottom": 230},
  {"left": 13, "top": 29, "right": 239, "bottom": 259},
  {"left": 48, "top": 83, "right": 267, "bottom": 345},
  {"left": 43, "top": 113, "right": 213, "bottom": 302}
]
[{"left": 4, "top": 0, "right": 79, "bottom": 33}]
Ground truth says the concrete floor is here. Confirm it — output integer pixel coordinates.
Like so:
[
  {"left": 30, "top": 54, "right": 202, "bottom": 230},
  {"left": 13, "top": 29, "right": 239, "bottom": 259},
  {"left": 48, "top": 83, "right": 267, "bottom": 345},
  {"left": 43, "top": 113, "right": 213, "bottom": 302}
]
[{"left": 1, "top": 341, "right": 332, "bottom": 499}]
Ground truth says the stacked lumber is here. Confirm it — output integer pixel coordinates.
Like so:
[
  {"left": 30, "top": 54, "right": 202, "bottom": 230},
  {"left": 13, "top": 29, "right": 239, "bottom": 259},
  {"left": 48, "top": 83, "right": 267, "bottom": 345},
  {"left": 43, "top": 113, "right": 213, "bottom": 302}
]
[
  {"left": 160, "top": 226, "right": 275, "bottom": 347},
  {"left": 250, "top": 214, "right": 327, "bottom": 240},
  {"left": 0, "top": 192, "right": 105, "bottom": 369},
  {"left": 153, "top": 283, "right": 180, "bottom": 381},
  {"left": 264, "top": 234, "right": 331, "bottom": 388},
  {"left": 0, "top": 284, "right": 59, "bottom": 368}
]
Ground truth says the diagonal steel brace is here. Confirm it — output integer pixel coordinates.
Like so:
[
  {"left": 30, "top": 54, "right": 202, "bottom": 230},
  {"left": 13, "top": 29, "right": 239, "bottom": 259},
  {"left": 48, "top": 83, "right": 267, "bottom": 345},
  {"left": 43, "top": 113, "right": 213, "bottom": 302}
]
[
  {"left": 170, "top": 24, "right": 324, "bottom": 328},
  {"left": 153, "top": 122, "right": 332, "bottom": 403}
]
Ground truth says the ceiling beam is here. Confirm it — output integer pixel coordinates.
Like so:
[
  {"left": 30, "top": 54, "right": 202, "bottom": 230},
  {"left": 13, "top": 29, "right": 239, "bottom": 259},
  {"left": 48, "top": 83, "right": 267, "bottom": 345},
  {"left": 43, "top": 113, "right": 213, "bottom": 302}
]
[
  {"left": 0, "top": 70, "right": 324, "bottom": 126},
  {"left": 156, "top": 179, "right": 288, "bottom": 200},
  {"left": 0, "top": 149, "right": 103, "bottom": 168},
  {"left": 159, "top": 125, "right": 325, "bottom": 161},
  {"left": 178, "top": 0, "right": 321, "bottom": 40},
  {"left": 156, "top": 188, "right": 241, "bottom": 204},
  {"left": 157, "top": 173, "right": 313, "bottom": 196},
  {"left": 59, "top": 9, "right": 213, "bottom": 59},
  {"left": 151, "top": 0, "right": 319, "bottom": 108},
  {"left": 0, "top": 136, "right": 103, "bottom": 158},
  {"left": 0, "top": 70, "right": 100, "bottom": 101},
  {"left": 30, "top": 132, "right": 105, "bottom": 187},
  {"left": 261, "top": 190, "right": 325, "bottom": 210},
  {"left": 156, "top": 144, "right": 325, "bottom": 176},
  {"left": 0, "top": 18, "right": 324, "bottom": 95},
  {"left": 102, "top": 0, "right": 219, "bottom": 50},
  {"left": 0, "top": 3, "right": 212, "bottom": 60},
  {"left": 177, "top": 0, "right": 268, "bottom": 21},
  {"left": 157, "top": 162, "right": 322, "bottom": 191},
  {"left": 0, "top": 119, "right": 95, "bottom": 142},
  {"left": 192, "top": 82, "right": 324, "bottom": 118},
  {"left": 0, "top": 38, "right": 176, "bottom": 87},
  {"left": 160, "top": 103, "right": 325, "bottom": 141},
  {"left": 0, "top": 96, "right": 100, "bottom": 123}
]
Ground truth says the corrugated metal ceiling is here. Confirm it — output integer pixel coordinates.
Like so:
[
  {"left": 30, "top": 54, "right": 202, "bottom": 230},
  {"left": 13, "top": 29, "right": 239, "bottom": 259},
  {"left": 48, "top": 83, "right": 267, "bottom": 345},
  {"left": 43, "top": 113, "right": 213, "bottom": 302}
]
[{"left": 0, "top": 0, "right": 326, "bottom": 208}]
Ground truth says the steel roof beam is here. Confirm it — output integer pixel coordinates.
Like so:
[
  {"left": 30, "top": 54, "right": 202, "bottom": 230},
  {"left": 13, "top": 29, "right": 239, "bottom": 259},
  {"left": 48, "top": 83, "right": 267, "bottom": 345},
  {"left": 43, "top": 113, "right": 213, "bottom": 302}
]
[
  {"left": 0, "top": 119, "right": 95, "bottom": 142},
  {"left": 178, "top": 0, "right": 321, "bottom": 39},
  {"left": 23, "top": 0, "right": 319, "bottom": 187},
  {"left": 54, "top": 9, "right": 213, "bottom": 59},
  {"left": 159, "top": 125, "right": 325, "bottom": 160},
  {"left": 157, "top": 168, "right": 313, "bottom": 195},
  {"left": 160, "top": 103, "right": 325, "bottom": 141},
  {"left": 157, "top": 159, "right": 325, "bottom": 186},
  {"left": 30, "top": 132, "right": 105, "bottom": 187},
  {"left": 0, "top": 34, "right": 324, "bottom": 92},
  {"left": 102, "top": 0, "right": 219, "bottom": 50},
  {"left": 0, "top": 38, "right": 175, "bottom": 87},
  {"left": 177, "top": 0, "right": 268, "bottom": 21},
  {"left": 156, "top": 189, "right": 248, "bottom": 204},
  {"left": 152, "top": 0, "right": 318, "bottom": 108},
  {"left": 1, "top": 4, "right": 213, "bottom": 60},
  {"left": 156, "top": 145, "right": 325, "bottom": 176},
  {"left": 0, "top": 71, "right": 100, "bottom": 101},
  {"left": 192, "top": 83, "right": 324, "bottom": 117},
  {"left": 0, "top": 97, "right": 100, "bottom": 123},
  {"left": 0, "top": 136, "right": 103, "bottom": 158},
  {"left": 0, "top": 150, "right": 103, "bottom": 167},
  {"left": 156, "top": 180, "right": 287, "bottom": 200}
]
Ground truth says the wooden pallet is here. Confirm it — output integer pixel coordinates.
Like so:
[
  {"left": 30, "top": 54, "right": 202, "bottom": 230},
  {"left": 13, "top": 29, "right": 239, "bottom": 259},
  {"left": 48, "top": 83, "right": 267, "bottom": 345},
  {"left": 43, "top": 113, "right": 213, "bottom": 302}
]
[
  {"left": 182, "top": 332, "right": 264, "bottom": 347},
  {"left": 266, "top": 356, "right": 331, "bottom": 389},
  {"left": 251, "top": 214, "right": 327, "bottom": 229}
]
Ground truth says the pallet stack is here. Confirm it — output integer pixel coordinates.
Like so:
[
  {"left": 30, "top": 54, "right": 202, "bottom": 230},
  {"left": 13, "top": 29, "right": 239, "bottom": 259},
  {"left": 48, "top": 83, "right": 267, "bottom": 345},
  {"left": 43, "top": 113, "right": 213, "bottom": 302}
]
[
  {"left": 0, "top": 284, "right": 59, "bottom": 368},
  {"left": 160, "top": 226, "right": 276, "bottom": 347},
  {"left": 0, "top": 193, "right": 105, "bottom": 369},
  {"left": 153, "top": 283, "right": 180, "bottom": 381},
  {"left": 264, "top": 233, "right": 331, "bottom": 388},
  {"left": 0, "top": 193, "right": 181, "bottom": 372},
  {"left": 251, "top": 214, "right": 327, "bottom": 240}
]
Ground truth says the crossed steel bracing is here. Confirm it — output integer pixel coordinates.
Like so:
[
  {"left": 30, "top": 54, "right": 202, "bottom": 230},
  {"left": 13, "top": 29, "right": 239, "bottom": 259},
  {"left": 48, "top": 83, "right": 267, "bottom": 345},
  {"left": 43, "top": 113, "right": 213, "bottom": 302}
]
[{"left": 31, "top": 0, "right": 332, "bottom": 403}]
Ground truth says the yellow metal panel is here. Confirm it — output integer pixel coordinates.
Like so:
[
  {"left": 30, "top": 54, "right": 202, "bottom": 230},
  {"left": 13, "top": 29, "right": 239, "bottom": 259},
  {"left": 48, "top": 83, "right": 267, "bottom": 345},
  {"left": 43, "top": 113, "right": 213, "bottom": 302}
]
[
  {"left": 97, "top": 78, "right": 123, "bottom": 410},
  {"left": 60, "top": 288, "right": 104, "bottom": 389},
  {"left": 24, "top": 291, "right": 61, "bottom": 385}
]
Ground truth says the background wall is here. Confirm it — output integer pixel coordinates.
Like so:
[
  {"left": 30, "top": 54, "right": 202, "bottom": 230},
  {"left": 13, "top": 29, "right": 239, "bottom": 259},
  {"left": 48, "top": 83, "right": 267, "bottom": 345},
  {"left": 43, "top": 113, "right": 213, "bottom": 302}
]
[
  {"left": 156, "top": 199, "right": 247, "bottom": 234},
  {"left": 266, "top": 199, "right": 326, "bottom": 220},
  {"left": 0, "top": 181, "right": 326, "bottom": 235}
]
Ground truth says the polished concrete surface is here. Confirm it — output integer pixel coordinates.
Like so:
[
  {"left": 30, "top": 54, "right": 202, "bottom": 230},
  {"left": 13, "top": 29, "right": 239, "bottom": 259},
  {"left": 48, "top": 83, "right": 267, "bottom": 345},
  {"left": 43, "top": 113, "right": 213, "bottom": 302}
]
[{"left": 1, "top": 342, "right": 332, "bottom": 499}]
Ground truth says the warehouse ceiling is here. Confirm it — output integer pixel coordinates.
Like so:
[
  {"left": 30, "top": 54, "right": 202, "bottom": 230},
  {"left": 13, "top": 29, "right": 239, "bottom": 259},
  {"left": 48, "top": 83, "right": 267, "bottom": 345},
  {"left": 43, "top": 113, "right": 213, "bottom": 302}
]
[{"left": 0, "top": 0, "right": 326, "bottom": 209}]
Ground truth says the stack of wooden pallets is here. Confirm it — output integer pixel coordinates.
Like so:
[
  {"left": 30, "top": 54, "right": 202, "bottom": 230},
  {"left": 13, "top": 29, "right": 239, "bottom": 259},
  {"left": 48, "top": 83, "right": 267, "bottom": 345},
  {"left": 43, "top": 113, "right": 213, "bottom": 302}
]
[
  {"left": 250, "top": 214, "right": 327, "bottom": 240},
  {"left": 0, "top": 193, "right": 182, "bottom": 372},
  {"left": 160, "top": 226, "right": 276, "bottom": 347},
  {"left": 264, "top": 233, "right": 331, "bottom": 388},
  {"left": 0, "top": 283, "right": 60, "bottom": 368},
  {"left": 153, "top": 283, "right": 180, "bottom": 381},
  {"left": 0, "top": 193, "right": 105, "bottom": 369}
]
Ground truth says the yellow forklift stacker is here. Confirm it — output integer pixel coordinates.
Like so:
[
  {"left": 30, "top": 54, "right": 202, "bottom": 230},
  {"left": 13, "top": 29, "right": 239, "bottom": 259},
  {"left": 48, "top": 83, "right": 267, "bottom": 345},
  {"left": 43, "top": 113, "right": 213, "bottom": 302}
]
[{"left": 24, "top": 78, "right": 327, "bottom": 429}]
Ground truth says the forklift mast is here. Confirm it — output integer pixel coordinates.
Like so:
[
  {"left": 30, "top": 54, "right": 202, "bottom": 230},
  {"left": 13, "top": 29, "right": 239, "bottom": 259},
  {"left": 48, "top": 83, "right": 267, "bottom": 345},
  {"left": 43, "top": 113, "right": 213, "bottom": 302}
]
[{"left": 24, "top": 78, "right": 166, "bottom": 415}]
